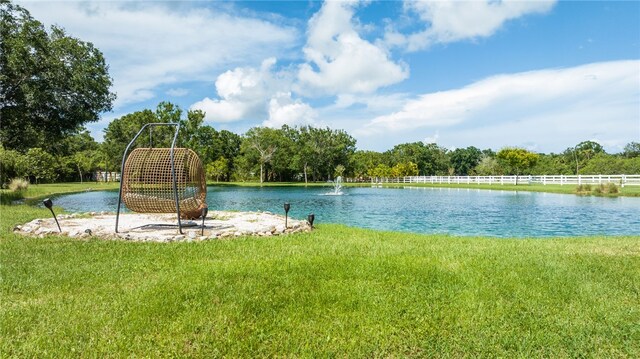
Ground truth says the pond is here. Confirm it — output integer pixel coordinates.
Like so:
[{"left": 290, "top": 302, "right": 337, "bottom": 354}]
[{"left": 50, "top": 185, "right": 640, "bottom": 237}]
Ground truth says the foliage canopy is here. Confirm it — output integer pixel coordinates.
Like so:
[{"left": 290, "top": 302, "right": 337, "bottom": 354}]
[{"left": 0, "top": 2, "right": 115, "bottom": 152}]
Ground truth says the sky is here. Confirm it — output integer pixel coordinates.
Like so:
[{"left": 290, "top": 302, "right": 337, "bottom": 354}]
[{"left": 17, "top": 0, "right": 640, "bottom": 153}]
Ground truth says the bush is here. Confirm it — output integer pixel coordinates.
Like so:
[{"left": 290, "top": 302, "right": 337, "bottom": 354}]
[
  {"left": 576, "top": 184, "right": 592, "bottom": 194},
  {"left": 581, "top": 183, "right": 618, "bottom": 195},
  {"left": 8, "top": 178, "right": 29, "bottom": 192}
]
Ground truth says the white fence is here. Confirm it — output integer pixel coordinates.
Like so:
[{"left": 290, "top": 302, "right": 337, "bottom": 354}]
[
  {"left": 95, "top": 171, "right": 120, "bottom": 182},
  {"left": 370, "top": 175, "right": 640, "bottom": 187}
]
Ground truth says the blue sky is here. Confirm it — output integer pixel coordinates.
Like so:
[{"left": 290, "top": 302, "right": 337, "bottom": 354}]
[{"left": 19, "top": 0, "right": 640, "bottom": 153}]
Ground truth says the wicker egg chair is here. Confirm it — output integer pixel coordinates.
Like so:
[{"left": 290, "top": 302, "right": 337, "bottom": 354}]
[{"left": 115, "top": 123, "right": 207, "bottom": 234}]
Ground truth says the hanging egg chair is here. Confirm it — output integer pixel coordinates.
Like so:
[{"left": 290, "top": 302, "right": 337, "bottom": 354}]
[
  {"left": 115, "top": 123, "right": 207, "bottom": 234},
  {"left": 121, "top": 147, "right": 206, "bottom": 218}
]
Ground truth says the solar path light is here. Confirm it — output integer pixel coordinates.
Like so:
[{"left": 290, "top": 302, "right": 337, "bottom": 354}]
[
  {"left": 284, "top": 202, "right": 290, "bottom": 228},
  {"left": 201, "top": 207, "right": 208, "bottom": 236},
  {"left": 42, "top": 198, "right": 61, "bottom": 233}
]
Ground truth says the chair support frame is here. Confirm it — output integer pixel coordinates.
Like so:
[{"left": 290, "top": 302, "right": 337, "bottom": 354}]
[{"left": 115, "top": 123, "right": 184, "bottom": 234}]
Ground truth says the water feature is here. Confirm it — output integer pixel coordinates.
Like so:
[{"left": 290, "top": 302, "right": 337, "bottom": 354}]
[
  {"left": 50, "top": 186, "right": 640, "bottom": 237},
  {"left": 323, "top": 176, "right": 344, "bottom": 196}
]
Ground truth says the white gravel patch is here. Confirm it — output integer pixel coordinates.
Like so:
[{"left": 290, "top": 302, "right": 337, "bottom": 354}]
[{"left": 14, "top": 211, "right": 311, "bottom": 242}]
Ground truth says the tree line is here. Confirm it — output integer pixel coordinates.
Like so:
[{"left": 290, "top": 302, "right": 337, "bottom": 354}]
[
  {"left": 1, "top": 3, "right": 639, "bottom": 186},
  {"left": 2, "top": 101, "right": 639, "bottom": 186}
]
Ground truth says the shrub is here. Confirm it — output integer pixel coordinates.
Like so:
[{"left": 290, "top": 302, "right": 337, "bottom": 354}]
[
  {"left": 8, "top": 178, "right": 29, "bottom": 192},
  {"left": 606, "top": 182, "right": 619, "bottom": 194},
  {"left": 575, "top": 184, "right": 592, "bottom": 194}
]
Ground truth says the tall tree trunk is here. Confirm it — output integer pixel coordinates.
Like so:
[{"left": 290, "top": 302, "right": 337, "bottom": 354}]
[
  {"left": 304, "top": 163, "right": 308, "bottom": 186},
  {"left": 77, "top": 164, "right": 83, "bottom": 184},
  {"left": 260, "top": 163, "right": 264, "bottom": 185}
]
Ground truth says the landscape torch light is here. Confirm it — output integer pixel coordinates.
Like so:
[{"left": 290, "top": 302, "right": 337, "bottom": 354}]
[
  {"left": 284, "top": 202, "right": 291, "bottom": 228},
  {"left": 307, "top": 213, "right": 315, "bottom": 229},
  {"left": 43, "top": 198, "right": 61, "bottom": 233},
  {"left": 201, "top": 207, "right": 208, "bottom": 236}
]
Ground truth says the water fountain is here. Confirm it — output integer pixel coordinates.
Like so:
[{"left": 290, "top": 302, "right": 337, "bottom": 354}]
[{"left": 324, "top": 176, "right": 344, "bottom": 196}]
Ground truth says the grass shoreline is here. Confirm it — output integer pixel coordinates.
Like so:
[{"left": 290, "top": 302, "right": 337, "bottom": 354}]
[
  {"left": 1, "top": 182, "right": 120, "bottom": 204},
  {"left": 214, "top": 180, "right": 640, "bottom": 197}
]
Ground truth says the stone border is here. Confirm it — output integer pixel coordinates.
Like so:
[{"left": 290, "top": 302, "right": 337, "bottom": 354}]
[{"left": 14, "top": 211, "right": 311, "bottom": 243}]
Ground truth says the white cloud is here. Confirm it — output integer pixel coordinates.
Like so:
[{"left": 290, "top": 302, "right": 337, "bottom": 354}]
[
  {"left": 424, "top": 131, "right": 440, "bottom": 144},
  {"left": 263, "top": 92, "right": 317, "bottom": 128},
  {"left": 332, "top": 93, "right": 410, "bottom": 112},
  {"left": 165, "top": 88, "right": 189, "bottom": 97},
  {"left": 358, "top": 60, "right": 640, "bottom": 152},
  {"left": 19, "top": 2, "right": 298, "bottom": 109},
  {"left": 192, "top": 1, "right": 411, "bottom": 123},
  {"left": 190, "top": 58, "right": 292, "bottom": 122},
  {"left": 386, "top": 0, "right": 556, "bottom": 51},
  {"left": 297, "top": 1, "right": 408, "bottom": 95}
]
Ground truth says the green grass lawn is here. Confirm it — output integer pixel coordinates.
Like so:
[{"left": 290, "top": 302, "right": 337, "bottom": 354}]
[
  {"left": 1, "top": 182, "right": 120, "bottom": 204},
  {"left": 1, "top": 184, "right": 639, "bottom": 356},
  {"left": 373, "top": 182, "right": 640, "bottom": 196}
]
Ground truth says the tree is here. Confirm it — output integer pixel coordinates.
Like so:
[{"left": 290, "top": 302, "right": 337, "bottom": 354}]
[
  {"left": 530, "top": 153, "right": 573, "bottom": 175},
  {"left": 243, "top": 127, "right": 278, "bottom": 184},
  {"left": 369, "top": 163, "right": 392, "bottom": 178},
  {"left": 349, "top": 150, "right": 387, "bottom": 179},
  {"left": 496, "top": 148, "right": 539, "bottom": 184},
  {"left": 387, "top": 142, "right": 449, "bottom": 176},
  {"left": 474, "top": 155, "right": 501, "bottom": 176},
  {"left": 71, "top": 150, "right": 97, "bottom": 183},
  {"left": 211, "top": 129, "right": 242, "bottom": 175},
  {"left": 0, "top": 2, "right": 115, "bottom": 152},
  {"left": 566, "top": 140, "right": 605, "bottom": 174},
  {"left": 268, "top": 126, "right": 297, "bottom": 182},
  {"left": 391, "top": 162, "right": 419, "bottom": 177},
  {"left": 206, "top": 157, "right": 229, "bottom": 182},
  {"left": 292, "top": 126, "right": 356, "bottom": 183},
  {"left": 102, "top": 109, "right": 159, "bottom": 171},
  {"left": 580, "top": 153, "right": 640, "bottom": 175},
  {"left": 102, "top": 102, "right": 231, "bottom": 174},
  {"left": 0, "top": 145, "right": 27, "bottom": 185},
  {"left": 450, "top": 146, "right": 482, "bottom": 175},
  {"left": 24, "top": 148, "right": 57, "bottom": 183},
  {"left": 623, "top": 142, "right": 640, "bottom": 158},
  {"left": 293, "top": 126, "right": 316, "bottom": 183},
  {"left": 230, "top": 155, "right": 255, "bottom": 182}
]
